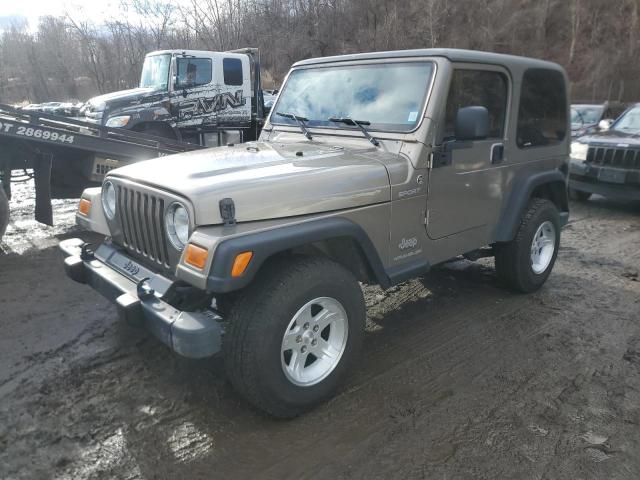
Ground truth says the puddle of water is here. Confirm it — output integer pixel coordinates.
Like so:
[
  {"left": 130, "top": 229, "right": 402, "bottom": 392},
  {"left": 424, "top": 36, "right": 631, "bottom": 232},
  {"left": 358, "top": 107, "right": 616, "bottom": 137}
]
[
  {"left": 55, "top": 428, "right": 142, "bottom": 479},
  {"left": 1, "top": 179, "right": 80, "bottom": 255},
  {"left": 167, "top": 421, "right": 214, "bottom": 463}
]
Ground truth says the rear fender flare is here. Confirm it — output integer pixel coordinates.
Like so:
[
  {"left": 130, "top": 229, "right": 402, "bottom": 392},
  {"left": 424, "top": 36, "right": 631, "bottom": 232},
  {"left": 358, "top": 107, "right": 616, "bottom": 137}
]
[{"left": 493, "top": 169, "right": 569, "bottom": 242}]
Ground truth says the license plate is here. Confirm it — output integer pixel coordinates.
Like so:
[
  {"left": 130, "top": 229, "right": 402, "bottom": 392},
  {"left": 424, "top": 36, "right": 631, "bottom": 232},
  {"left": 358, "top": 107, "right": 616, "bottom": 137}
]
[
  {"left": 107, "top": 252, "right": 151, "bottom": 282},
  {"left": 598, "top": 168, "right": 627, "bottom": 184}
]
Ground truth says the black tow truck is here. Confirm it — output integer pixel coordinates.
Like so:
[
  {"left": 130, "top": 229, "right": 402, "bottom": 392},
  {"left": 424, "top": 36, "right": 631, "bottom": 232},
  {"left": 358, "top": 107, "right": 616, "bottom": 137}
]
[{"left": 0, "top": 48, "right": 265, "bottom": 241}]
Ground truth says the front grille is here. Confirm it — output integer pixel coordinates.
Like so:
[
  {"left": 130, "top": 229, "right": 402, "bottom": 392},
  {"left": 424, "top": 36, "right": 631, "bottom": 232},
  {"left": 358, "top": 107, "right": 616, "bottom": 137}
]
[
  {"left": 587, "top": 146, "right": 640, "bottom": 170},
  {"left": 116, "top": 185, "right": 170, "bottom": 267}
]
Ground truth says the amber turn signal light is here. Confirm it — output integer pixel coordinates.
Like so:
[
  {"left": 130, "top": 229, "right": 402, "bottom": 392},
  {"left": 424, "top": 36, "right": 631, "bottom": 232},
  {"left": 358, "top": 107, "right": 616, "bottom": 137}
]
[
  {"left": 231, "top": 251, "right": 253, "bottom": 277},
  {"left": 78, "top": 198, "right": 91, "bottom": 216},
  {"left": 185, "top": 243, "right": 209, "bottom": 269}
]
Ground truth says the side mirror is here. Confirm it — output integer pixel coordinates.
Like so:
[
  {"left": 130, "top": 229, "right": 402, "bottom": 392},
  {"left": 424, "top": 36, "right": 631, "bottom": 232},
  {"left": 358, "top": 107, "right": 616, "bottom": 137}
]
[
  {"left": 598, "top": 119, "right": 613, "bottom": 131},
  {"left": 455, "top": 106, "right": 490, "bottom": 141}
]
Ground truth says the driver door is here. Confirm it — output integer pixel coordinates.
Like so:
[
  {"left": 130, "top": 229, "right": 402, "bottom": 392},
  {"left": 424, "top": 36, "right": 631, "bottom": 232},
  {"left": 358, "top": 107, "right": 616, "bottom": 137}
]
[
  {"left": 426, "top": 65, "right": 510, "bottom": 240},
  {"left": 170, "top": 57, "right": 214, "bottom": 127}
]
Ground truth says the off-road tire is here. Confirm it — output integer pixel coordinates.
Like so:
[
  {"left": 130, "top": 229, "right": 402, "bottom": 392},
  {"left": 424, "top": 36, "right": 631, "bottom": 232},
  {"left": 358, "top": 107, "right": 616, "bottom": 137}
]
[
  {"left": 568, "top": 187, "right": 591, "bottom": 202},
  {"left": 0, "top": 187, "right": 9, "bottom": 241},
  {"left": 495, "top": 198, "right": 561, "bottom": 293},
  {"left": 223, "top": 255, "right": 366, "bottom": 418}
]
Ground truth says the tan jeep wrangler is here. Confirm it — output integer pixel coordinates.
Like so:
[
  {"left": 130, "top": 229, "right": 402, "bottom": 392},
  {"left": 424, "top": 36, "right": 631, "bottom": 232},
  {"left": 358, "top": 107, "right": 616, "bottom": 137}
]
[{"left": 61, "top": 49, "right": 570, "bottom": 417}]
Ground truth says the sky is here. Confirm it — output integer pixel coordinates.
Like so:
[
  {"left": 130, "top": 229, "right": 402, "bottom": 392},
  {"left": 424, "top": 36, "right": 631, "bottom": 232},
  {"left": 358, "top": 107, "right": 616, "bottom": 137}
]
[
  {"left": 0, "top": 0, "right": 194, "bottom": 32},
  {"left": 0, "top": 0, "right": 124, "bottom": 30}
]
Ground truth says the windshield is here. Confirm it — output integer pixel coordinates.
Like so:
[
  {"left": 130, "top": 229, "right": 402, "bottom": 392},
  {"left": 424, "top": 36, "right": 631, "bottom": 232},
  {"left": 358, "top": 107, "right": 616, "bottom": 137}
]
[
  {"left": 139, "top": 54, "right": 171, "bottom": 90},
  {"left": 611, "top": 106, "right": 640, "bottom": 134},
  {"left": 272, "top": 62, "right": 434, "bottom": 132},
  {"left": 571, "top": 105, "right": 603, "bottom": 125}
]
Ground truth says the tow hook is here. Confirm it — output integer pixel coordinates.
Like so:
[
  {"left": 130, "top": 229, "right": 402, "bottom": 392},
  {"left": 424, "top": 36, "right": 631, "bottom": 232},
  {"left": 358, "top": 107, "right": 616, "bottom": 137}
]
[
  {"left": 136, "top": 277, "right": 155, "bottom": 300},
  {"left": 80, "top": 243, "right": 94, "bottom": 261}
]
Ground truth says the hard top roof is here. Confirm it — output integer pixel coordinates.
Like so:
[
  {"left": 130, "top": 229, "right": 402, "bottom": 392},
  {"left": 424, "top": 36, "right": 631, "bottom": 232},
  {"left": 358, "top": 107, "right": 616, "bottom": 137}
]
[
  {"left": 146, "top": 49, "right": 247, "bottom": 58},
  {"left": 293, "top": 48, "right": 563, "bottom": 72}
]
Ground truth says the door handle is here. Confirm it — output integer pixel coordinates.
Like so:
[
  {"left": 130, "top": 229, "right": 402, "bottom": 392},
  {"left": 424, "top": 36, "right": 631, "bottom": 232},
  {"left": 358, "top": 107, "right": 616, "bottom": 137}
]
[{"left": 491, "top": 143, "right": 504, "bottom": 164}]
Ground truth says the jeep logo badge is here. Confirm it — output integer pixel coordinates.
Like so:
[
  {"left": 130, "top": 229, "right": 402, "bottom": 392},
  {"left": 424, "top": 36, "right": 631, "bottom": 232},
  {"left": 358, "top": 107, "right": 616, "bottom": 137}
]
[
  {"left": 123, "top": 260, "right": 140, "bottom": 276},
  {"left": 398, "top": 237, "right": 418, "bottom": 250}
]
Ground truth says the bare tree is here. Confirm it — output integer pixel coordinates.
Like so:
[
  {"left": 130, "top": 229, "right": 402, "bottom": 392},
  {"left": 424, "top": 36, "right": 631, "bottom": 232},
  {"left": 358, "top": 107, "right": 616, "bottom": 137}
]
[{"left": 1, "top": 0, "right": 640, "bottom": 104}]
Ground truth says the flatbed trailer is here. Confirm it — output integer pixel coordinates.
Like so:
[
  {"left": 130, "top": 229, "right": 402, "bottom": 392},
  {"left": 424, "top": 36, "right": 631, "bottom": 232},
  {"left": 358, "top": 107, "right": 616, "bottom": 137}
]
[{"left": 0, "top": 104, "right": 203, "bottom": 240}]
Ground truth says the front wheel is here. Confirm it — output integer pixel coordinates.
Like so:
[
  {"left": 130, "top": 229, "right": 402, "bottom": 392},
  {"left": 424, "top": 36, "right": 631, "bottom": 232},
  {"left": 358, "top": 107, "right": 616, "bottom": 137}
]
[
  {"left": 0, "top": 187, "right": 9, "bottom": 241},
  {"left": 495, "top": 198, "right": 561, "bottom": 293},
  {"left": 223, "top": 255, "right": 365, "bottom": 418}
]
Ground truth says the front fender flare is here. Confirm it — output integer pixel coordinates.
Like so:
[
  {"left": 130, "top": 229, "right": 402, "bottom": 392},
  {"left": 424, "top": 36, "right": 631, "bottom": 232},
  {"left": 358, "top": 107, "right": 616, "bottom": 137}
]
[{"left": 206, "top": 217, "right": 390, "bottom": 293}]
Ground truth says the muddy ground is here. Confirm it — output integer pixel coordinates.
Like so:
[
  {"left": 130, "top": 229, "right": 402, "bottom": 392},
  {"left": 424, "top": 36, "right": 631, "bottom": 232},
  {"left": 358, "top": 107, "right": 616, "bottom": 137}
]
[{"left": 1, "top": 186, "right": 639, "bottom": 479}]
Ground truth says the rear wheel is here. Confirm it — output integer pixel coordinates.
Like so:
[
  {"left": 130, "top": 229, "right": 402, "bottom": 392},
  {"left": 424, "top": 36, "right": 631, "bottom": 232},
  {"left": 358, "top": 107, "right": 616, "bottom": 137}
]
[
  {"left": 223, "top": 255, "right": 365, "bottom": 418},
  {"left": 0, "top": 187, "right": 9, "bottom": 241},
  {"left": 495, "top": 198, "right": 561, "bottom": 293},
  {"left": 568, "top": 187, "right": 591, "bottom": 202}
]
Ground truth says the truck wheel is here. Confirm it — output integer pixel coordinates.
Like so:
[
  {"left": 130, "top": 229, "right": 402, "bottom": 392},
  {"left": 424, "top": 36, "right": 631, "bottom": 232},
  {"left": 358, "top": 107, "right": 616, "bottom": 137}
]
[
  {"left": 495, "top": 198, "right": 560, "bottom": 293},
  {"left": 0, "top": 187, "right": 9, "bottom": 241},
  {"left": 568, "top": 187, "right": 591, "bottom": 202},
  {"left": 223, "top": 255, "right": 365, "bottom": 418}
]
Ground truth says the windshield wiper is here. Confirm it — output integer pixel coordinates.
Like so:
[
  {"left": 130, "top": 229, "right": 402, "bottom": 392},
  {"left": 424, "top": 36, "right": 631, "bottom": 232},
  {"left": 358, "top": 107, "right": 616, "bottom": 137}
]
[
  {"left": 276, "top": 111, "right": 312, "bottom": 140},
  {"left": 328, "top": 117, "right": 380, "bottom": 147}
]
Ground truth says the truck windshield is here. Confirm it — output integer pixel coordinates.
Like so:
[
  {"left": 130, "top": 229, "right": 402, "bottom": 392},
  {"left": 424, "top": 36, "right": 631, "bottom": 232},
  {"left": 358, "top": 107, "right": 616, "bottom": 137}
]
[
  {"left": 272, "top": 62, "right": 434, "bottom": 132},
  {"left": 139, "top": 54, "right": 171, "bottom": 91},
  {"left": 611, "top": 106, "right": 640, "bottom": 135}
]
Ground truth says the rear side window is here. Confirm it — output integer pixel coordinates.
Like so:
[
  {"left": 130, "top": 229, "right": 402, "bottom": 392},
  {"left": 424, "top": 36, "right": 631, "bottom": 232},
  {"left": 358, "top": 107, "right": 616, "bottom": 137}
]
[
  {"left": 443, "top": 69, "right": 508, "bottom": 140},
  {"left": 223, "top": 58, "right": 243, "bottom": 86},
  {"left": 176, "top": 58, "right": 212, "bottom": 88},
  {"left": 517, "top": 69, "right": 567, "bottom": 148}
]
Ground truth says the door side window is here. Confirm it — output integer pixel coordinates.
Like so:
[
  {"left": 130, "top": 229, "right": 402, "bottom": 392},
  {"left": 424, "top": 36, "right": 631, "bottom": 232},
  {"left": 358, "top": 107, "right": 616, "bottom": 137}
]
[
  {"left": 176, "top": 58, "right": 212, "bottom": 89},
  {"left": 223, "top": 58, "right": 243, "bottom": 86},
  {"left": 516, "top": 68, "right": 567, "bottom": 148},
  {"left": 443, "top": 69, "right": 508, "bottom": 140}
]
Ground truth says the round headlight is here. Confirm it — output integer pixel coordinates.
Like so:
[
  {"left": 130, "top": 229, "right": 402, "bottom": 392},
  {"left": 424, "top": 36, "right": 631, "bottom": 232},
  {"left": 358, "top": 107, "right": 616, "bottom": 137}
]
[
  {"left": 165, "top": 202, "right": 190, "bottom": 250},
  {"left": 102, "top": 181, "right": 116, "bottom": 219}
]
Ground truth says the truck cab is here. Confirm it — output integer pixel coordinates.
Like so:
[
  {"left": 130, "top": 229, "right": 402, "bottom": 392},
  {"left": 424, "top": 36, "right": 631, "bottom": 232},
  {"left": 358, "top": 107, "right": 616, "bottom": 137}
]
[{"left": 82, "top": 49, "right": 264, "bottom": 146}]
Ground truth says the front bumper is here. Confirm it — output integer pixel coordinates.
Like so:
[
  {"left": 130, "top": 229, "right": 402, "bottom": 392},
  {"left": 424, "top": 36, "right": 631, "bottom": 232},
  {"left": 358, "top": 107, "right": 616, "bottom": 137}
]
[
  {"left": 569, "top": 160, "right": 640, "bottom": 200},
  {"left": 60, "top": 238, "right": 222, "bottom": 359}
]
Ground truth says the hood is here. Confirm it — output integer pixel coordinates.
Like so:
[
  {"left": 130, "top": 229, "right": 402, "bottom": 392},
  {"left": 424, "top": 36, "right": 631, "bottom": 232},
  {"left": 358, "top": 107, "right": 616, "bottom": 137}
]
[
  {"left": 109, "top": 141, "right": 392, "bottom": 225},
  {"left": 86, "top": 87, "right": 157, "bottom": 110},
  {"left": 571, "top": 122, "right": 597, "bottom": 133},
  {"left": 577, "top": 129, "right": 640, "bottom": 147}
]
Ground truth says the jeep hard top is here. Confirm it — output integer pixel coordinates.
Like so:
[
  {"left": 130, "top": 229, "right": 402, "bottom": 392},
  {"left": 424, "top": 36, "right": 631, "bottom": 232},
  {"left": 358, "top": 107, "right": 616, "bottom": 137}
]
[{"left": 61, "top": 48, "right": 570, "bottom": 417}]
